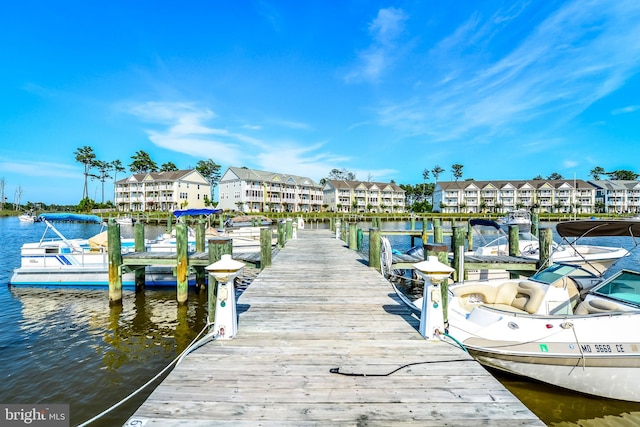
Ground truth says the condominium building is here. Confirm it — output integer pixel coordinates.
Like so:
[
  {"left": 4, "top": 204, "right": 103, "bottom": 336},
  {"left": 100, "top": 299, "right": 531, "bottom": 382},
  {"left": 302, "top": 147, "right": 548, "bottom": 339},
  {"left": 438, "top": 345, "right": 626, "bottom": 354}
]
[
  {"left": 217, "top": 167, "right": 323, "bottom": 212},
  {"left": 114, "top": 169, "right": 211, "bottom": 212},
  {"left": 433, "top": 180, "right": 595, "bottom": 214},
  {"left": 588, "top": 180, "right": 640, "bottom": 213},
  {"left": 323, "top": 180, "right": 406, "bottom": 213}
]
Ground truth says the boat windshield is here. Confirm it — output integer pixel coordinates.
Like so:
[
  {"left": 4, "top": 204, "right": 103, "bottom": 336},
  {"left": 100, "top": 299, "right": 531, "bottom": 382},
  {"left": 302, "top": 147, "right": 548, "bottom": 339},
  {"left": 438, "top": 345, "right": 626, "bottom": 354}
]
[
  {"left": 591, "top": 270, "right": 640, "bottom": 306},
  {"left": 529, "top": 263, "right": 596, "bottom": 285}
]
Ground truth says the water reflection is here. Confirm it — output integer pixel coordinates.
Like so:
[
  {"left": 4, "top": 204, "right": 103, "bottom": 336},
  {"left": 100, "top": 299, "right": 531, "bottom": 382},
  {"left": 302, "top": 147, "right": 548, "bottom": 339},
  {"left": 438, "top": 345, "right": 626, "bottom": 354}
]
[
  {"left": 6, "top": 286, "right": 207, "bottom": 426},
  {"left": 493, "top": 369, "right": 640, "bottom": 426}
]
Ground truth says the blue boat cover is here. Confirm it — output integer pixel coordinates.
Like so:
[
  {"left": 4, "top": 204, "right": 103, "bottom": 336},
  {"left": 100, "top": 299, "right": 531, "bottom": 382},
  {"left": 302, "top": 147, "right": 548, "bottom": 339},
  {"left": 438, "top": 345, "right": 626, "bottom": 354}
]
[
  {"left": 38, "top": 213, "right": 103, "bottom": 223},
  {"left": 173, "top": 208, "right": 222, "bottom": 218},
  {"left": 469, "top": 218, "right": 501, "bottom": 229}
]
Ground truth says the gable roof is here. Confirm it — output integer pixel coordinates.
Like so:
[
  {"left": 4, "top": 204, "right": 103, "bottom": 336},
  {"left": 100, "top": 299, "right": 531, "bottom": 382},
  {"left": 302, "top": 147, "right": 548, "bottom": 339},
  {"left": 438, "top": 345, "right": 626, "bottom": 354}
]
[
  {"left": 116, "top": 169, "right": 208, "bottom": 184},
  {"left": 221, "top": 167, "right": 320, "bottom": 187},
  {"left": 325, "top": 180, "right": 405, "bottom": 193}
]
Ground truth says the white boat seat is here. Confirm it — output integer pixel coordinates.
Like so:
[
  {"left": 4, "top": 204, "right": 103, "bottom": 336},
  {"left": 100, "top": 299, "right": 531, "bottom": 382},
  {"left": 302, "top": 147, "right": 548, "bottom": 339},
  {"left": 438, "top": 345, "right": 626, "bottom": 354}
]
[
  {"left": 574, "top": 298, "right": 624, "bottom": 314},
  {"left": 452, "top": 281, "right": 546, "bottom": 314}
]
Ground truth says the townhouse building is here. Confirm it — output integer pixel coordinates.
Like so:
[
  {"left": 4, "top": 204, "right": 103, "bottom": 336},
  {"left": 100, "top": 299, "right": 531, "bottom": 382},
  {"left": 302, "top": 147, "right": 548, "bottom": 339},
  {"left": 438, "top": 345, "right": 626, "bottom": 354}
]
[
  {"left": 114, "top": 169, "right": 211, "bottom": 212},
  {"left": 217, "top": 167, "right": 323, "bottom": 213},
  {"left": 433, "top": 179, "right": 596, "bottom": 214},
  {"left": 588, "top": 180, "right": 640, "bottom": 213},
  {"left": 323, "top": 180, "right": 406, "bottom": 213}
]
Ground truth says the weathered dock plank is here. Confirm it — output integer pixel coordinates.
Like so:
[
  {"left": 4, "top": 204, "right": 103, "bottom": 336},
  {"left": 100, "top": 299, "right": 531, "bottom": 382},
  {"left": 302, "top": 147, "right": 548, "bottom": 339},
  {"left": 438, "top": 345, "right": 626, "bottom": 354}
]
[{"left": 126, "top": 230, "right": 543, "bottom": 426}]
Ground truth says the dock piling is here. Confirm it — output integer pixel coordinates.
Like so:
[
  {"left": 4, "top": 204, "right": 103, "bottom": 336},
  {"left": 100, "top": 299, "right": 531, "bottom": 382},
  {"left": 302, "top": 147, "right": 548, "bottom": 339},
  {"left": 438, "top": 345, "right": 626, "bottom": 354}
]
[{"left": 108, "top": 222, "right": 123, "bottom": 306}]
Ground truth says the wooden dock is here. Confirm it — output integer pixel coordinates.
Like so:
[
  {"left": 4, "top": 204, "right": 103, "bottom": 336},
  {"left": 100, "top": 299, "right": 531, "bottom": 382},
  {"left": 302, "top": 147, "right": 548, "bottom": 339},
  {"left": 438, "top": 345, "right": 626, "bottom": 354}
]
[{"left": 125, "top": 229, "right": 543, "bottom": 426}]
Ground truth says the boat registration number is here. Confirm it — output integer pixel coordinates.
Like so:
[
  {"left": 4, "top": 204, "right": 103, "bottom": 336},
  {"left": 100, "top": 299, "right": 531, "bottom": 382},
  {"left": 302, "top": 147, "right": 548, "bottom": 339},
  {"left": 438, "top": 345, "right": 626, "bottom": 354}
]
[{"left": 580, "top": 344, "right": 627, "bottom": 353}]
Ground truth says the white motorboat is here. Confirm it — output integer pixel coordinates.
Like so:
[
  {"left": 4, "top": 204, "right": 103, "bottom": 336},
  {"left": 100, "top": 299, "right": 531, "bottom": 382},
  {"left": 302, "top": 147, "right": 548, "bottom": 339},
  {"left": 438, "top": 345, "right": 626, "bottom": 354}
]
[
  {"left": 396, "top": 238, "right": 640, "bottom": 401},
  {"left": 9, "top": 214, "right": 195, "bottom": 287},
  {"left": 471, "top": 219, "right": 630, "bottom": 273},
  {"left": 18, "top": 210, "right": 39, "bottom": 223},
  {"left": 440, "top": 268, "right": 640, "bottom": 402},
  {"left": 498, "top": 209, "right": 531, "bottom": 231},
  {"left": 114, "top": 215, "right": 135, "bottom": 225},
  {"left": 387, "top": 219, "right": 631, "bottom": 281}
]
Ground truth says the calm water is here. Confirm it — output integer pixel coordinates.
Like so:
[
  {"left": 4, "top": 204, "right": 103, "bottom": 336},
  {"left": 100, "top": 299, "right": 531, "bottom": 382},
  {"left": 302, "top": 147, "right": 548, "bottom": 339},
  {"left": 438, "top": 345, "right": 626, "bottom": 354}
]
[
  {"left": 0, "top": 217, "right": 209, "bottom": 426},
  {"left": 1, "top": 217, "right": 640, "bottom": 426}
]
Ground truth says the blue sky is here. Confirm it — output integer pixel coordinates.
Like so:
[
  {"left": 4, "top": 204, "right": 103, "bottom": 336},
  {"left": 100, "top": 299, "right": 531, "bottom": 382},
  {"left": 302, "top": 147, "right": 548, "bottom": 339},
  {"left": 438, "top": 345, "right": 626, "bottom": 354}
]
[{"left": 1, "top": 0, "right": 640, "bottom": 206}]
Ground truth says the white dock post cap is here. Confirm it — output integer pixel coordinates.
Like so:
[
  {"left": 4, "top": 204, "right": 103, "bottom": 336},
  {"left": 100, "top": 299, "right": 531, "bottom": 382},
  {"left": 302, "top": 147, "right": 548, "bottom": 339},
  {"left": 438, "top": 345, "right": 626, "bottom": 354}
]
[
  {"left": 413, "top": 256, "right": 454, "bottom": 282},
  {"left": 206, "top": 254, "right": 245, "bottom": 281}
]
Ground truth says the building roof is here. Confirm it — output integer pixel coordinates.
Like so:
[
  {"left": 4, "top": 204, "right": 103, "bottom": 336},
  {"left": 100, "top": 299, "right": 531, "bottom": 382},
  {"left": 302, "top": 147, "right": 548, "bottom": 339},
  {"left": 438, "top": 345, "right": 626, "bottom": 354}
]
[
  {"left": 221, "top": 167, "right": 320, "bottom": 187},
  {"left": 588, "top": 180, "right": 640, "bottom": 191},
  {"left": 116, "top": 169, "right": 208, "bottom": 184},
  {"left": 435, "top": 179, "right": 594, "bottom": 191},
  {"left": 324, "top": 180, "right": 405, "bottom": 193}
]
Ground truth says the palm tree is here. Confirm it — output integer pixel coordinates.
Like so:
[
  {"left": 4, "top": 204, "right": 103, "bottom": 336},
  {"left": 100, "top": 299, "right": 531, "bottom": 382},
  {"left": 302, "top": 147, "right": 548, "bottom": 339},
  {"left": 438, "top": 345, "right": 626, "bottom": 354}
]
[
  {"left": 111, "top": 160, "right": 125, "bottom": 210},
  {"left": 74, "top": 146, "right": 97, "bottom": 200},
  {"left": 91, "top": 160, "right": 112, "bottom": 204}
]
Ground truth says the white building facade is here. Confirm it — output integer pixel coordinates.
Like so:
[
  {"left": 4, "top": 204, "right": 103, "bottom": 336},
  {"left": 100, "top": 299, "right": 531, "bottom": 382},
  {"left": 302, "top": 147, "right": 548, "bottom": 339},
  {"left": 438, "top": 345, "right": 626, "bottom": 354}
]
[
  {"left": 323, "top": 180, "right": 406, "bottom": 213},
  {"left": 114, "top": 170, "right": 211, "bottom": 212},
  {"left": 433, "top": 180, "right": 596, "bottom": 214},
  {"left": 217, "top": 167, "right": 323, "bottom": 213},
  {"left": 588, "top": 180, "right": 640, "bottom": 213}
]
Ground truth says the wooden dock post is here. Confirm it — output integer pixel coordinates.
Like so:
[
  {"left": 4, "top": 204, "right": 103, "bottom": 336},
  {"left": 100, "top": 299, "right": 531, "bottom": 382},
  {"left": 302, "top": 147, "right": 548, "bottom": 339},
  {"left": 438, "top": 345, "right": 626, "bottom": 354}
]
[
  {"left": 451, "top": 226, "right": 466, "bottom": 282},
  {"left": 421, "top": 218, "right": 429, "bottom": 244},
  {"left": 207, "top": 238, "right": 233, "bottom": 324},
  {"left": 368, "top": 228, "right": 381, "bottom": 270},
  {"left": 433, "top": 218, "right": 443, "bottom": 244},
  {"left": 286, "top": 218, "right": 293, "bottom": 240},
  {"left": 538, "top": 228, "right": 553, "bottom": 270},
  {"left": 166, "top": 212, "right": 173, "bottom": 235},
  {"left": 107, "top": 222, "right": 123, "bottom": 306},
  {"left": 467, "top": 220, "right": 474, "bottom": 251},
  {"left": 176, "top": 223, "right": 189, "bottom": 304},
  {"left": 134, "top": 222, "right": 145, "bottom": 292},
  {"left": 277, "top": 221, "right": 285, "bottom": 248},
  {"left": 260, "top": 227, "right": 272, "bottom": 268},
  {"left": 531, "top": 212, "right": 539, "bottom": 237},
  {"left": 348, "top": 223, "right": 358, "bottom": 250},
  {"left": 508, "top": 225, "right": 520, "bottom": 279},
  {"left": 195, "top": 220, "right": 207, "bottom": 291}
]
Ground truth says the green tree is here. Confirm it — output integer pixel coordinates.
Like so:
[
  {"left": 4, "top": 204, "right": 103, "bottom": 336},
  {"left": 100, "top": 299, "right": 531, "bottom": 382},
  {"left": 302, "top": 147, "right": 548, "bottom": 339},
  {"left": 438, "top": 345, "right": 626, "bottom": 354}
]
[
  {"left": 322, "top": 168, "right": 356, "bottom": 186},
  {"left": 548, "top": 172, "right": 563, "bottom": 180},
  {"left": 195, "top": 159, "right": 222, "bottom": 200},
  {"left": 431, "top": 165, "right": 444, "bottom": 182},
  {"left": 129, "top": 150, "right": 158, "bottom": 174},
  {"left": 532, "top": 175, "right": 544, "bottom": 180},
  {"left": 111, "top": 159, "right": 126, "bottom": 206},
  {"left": 451, "top": 164, "right": 464, "bottom": 181},
  {"left": 91, "top": 160, "right": 112, "bottom": 204},
  {"left": 589, "top": 166, "right": 605, "bottom": 180},
  {"left": 74, "top": 146, "right": 97, "bottom": 200},
  {"left": 160, "top": 162, "right": 179, "bottom": 172},
  {"left": 606, "top": 170, "right": 639, "bottom": 180}
]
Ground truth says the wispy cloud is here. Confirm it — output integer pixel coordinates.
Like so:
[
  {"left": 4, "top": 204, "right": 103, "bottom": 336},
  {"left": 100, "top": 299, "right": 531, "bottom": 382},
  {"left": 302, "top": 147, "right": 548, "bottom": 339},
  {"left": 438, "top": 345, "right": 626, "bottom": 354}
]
[
  {"left": 127, "top": 102, "right": 264, "bottom": 165},
  {"left": 0, "top": 157, "right": 78, "bottom": 178},
  {"left": 127, "top": 101, "right": 348, "bottom": 181},
  {"left": 612, "top": 105, "right": 640, "bottom": 115},
  {"left": 375, "top": 0, "right": 640, "bottom": 145},
  {"left": 344, "top": 7, "right": 408, "bottom": 83}
]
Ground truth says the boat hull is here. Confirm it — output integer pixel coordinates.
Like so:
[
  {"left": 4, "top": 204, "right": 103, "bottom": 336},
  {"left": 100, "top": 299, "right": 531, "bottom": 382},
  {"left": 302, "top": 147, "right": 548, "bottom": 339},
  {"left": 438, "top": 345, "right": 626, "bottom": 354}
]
[
  {"left": 449, "top": 307, "right": 640, "bottom": 402},
  {"left": 469, "top": 344, "right": 640, "bottom": 402},
  {"left": 10, "top": 266, "right": 197, "bottom": 288}
]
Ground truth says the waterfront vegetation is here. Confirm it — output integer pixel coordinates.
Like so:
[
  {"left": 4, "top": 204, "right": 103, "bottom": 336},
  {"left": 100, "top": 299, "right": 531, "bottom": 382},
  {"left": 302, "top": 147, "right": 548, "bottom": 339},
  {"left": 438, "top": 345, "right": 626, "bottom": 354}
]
[{"left": 2, "top": 207, "right": 632, "bottom": 225}]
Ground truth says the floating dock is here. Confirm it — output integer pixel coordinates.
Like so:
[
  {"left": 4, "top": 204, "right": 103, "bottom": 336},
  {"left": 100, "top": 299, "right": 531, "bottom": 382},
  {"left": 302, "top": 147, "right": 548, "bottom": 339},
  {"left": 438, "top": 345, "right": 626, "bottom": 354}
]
[{"left": 125, "top": 229, "right": 543, "bottom": 426}]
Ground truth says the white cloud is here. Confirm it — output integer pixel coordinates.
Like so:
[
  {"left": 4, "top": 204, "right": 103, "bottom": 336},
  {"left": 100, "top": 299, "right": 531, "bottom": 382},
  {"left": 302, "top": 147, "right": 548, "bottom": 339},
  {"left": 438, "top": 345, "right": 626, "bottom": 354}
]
[
  {"left": 344, "top": 7, "right": 408, "bottom": 83},
  {"left": 375, "top": 0, "right": 640, "bottom": 145},
  {"left": 612, "top": 105, "right": 640, "bottom": 115}
]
